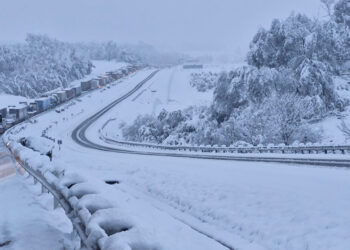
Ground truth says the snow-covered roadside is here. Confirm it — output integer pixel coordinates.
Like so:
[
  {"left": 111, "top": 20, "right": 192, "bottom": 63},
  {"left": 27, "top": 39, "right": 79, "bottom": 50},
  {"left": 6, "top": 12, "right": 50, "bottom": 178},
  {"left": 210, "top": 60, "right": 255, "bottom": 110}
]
[
  {"left": 4, "top": 70, "right": 232, "bottom": 250},
  {"left": 7, "top": 67, "right": 350, "bottom": 250},
  {"left": 0, "top": 175, "right": 73, "bottom": 250}
]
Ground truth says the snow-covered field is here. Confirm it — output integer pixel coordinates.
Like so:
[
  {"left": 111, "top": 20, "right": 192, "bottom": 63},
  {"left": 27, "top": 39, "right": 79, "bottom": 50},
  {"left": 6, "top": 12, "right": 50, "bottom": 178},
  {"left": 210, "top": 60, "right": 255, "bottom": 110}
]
[
  {"left": 0, "top": 174, "right": 73, "bottom": 250},
  {"left": 5, "top": 67, "right": 350, "bottom": 250},
  {"left": 94, "top": 65, "right": 215, "bottom": 140},
  {"left": 316, "top": 75, "right": 350, "bottom": 144}
]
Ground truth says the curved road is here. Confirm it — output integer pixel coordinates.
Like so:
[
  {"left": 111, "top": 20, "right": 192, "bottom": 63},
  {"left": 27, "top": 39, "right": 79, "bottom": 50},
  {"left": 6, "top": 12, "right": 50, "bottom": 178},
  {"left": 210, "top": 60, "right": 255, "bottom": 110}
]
[{"left": 72, "top": 70, "right": 350, "bottom": 168}]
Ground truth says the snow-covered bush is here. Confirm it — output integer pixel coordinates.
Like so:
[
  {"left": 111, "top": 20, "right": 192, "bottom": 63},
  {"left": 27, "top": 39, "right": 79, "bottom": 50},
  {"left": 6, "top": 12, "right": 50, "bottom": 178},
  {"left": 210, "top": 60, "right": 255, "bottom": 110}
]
[
  {"left": 122, "top": 109, "right": 188, "bottom": 144},
  {"left": 189, "top": 72, "right": 219, "bottom": 92}
]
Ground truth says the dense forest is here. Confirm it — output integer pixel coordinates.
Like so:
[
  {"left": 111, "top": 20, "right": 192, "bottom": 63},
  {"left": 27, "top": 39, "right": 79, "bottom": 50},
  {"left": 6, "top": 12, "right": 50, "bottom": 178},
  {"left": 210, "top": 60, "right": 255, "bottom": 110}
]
[
  {"left": 0, "top": 35, "right": 185, "bottom": 98},
  {"left": 123, "top": 0, "right": 350, "bottom": 146},
  {"left": 0, "top": 34, "right": 92, "bottom": 98}
]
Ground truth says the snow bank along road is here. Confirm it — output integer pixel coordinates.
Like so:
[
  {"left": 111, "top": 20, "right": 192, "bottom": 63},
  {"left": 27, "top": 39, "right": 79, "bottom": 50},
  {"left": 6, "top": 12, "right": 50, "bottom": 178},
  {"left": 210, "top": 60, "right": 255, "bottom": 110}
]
[
  {"left": 0, "top": 141, "right": 73, "bottom": 250},
  {"left": 7, "top": 68, "right": 350, "bottom": 250}
]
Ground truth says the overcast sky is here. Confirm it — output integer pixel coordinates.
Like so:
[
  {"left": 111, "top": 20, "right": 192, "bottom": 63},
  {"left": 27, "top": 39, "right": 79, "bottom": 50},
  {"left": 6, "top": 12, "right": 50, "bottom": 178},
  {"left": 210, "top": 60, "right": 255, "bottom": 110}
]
[{"left": 0, "top": 0, "right": 324, "bottom": 56}]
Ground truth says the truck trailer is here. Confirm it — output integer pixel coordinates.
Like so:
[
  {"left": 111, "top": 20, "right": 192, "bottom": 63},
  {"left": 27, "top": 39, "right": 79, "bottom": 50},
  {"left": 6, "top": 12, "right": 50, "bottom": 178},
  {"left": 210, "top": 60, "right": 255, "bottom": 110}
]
[
  {"left": 9, "top": 106, "right": 28, "bottom": 121},
  {"left": 0, "top": 108, "right": 7, "bottom": 119},
  {"left": 89, "top": 79, "right": 99, "bottom": 89},
  {"left": 65, "top": 88, "right": 75, "bottom": 100},
  {"left": 56, "top": 91, "right": 67, "bottom": 103},
  {"left": 81, "top": 81, "right": 91, "bottom": 91},
  {"left": 35, "top": 98, "right": 51, "bottom": 112},
  {"left": 72, "top": 86, "right": 82, "bottom": 96}
]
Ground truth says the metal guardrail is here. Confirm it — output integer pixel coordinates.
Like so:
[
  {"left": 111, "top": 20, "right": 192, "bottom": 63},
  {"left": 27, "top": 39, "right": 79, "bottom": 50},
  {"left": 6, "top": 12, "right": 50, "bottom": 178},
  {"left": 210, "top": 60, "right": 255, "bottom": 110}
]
[
  {"left": 0, "top": 69, "right": 164, "bottom": 250},
  {"left": 9, "top": 150, "right": 94, "bottom": 250},
  {"left": 101, "top": 134, "right": 350, "bottom": 155}
]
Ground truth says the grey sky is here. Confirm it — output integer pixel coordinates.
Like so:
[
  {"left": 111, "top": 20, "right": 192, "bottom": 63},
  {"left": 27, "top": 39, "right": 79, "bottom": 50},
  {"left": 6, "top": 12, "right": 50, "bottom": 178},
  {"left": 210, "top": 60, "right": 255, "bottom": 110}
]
[{"left": 0, "top": 0, "right": 324, "bottom": 55}]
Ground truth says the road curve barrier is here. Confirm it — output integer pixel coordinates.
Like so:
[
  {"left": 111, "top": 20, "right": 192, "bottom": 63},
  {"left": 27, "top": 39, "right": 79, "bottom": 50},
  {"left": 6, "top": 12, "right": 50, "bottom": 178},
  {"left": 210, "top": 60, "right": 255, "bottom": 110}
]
[{"left": 100, "top": 131, "right": 350, "bottom": 155}]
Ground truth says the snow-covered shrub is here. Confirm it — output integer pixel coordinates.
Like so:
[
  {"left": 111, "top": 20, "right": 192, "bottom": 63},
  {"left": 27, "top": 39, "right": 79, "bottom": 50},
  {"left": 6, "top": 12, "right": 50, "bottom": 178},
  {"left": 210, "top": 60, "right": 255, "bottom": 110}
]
[
  {"left": 189, "top": 72, "right": 219, "bottom": 92},
  {"left": 232, "top": 141, "right": 253, "bottom": 148},
  {"left": 122, "top": 93, "right": 321, "bottom": 146},
  {"left": 261, "top": 94, "right": 321, "bottom": 145},
  {"left": 122, "top": 109, "right": 188, "bottom": 144},
  {"left": 295, "top": 58, "right": 343, "bottom": 110}
]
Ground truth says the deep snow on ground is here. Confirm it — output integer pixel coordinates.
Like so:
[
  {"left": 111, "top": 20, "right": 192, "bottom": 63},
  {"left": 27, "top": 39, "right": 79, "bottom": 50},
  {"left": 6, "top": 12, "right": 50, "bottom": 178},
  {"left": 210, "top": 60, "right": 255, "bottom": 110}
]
[
  {"left": 97, "top": 65, "right": 217, "bottom": 140},
  {"left": 8, "top": 67, "right": 350, "bottom": 250},
  {"left": 316, "top": 75, "right": 350, "bottom": 144},
  {"left": 128, "top": 66, "right": 213, "bottom": 113},
  {"left": 0, "top": 174, "right": 73, "bottom": 250},
  {"left": 316, "top": 107, "right": 350, "bottom": 144}
]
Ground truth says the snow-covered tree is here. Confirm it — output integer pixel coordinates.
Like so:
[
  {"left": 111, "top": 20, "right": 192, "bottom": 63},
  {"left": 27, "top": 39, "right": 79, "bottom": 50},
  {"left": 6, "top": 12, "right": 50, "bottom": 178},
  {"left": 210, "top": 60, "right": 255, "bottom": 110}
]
[
  {"left": 334, "top": 0, "right": 350, "bottom": 27},
  {"left": 247, "top": 14, "right": 315, "bottom": 68},
  {"left": 247, "top": 11, "right": 350, "bottom": 71},
  {"left": 321, "top": 0, "right": 336, "bottom": 18},
  {"left": 0, "top": 34, "right": 92, "bottom": 97}
]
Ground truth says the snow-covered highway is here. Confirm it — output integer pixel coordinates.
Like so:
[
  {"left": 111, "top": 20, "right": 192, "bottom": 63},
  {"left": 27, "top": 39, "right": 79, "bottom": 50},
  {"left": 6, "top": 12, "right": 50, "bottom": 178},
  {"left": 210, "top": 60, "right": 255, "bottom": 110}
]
[{"left": 6, "top": 67, "right": 350, "bottom": 250}]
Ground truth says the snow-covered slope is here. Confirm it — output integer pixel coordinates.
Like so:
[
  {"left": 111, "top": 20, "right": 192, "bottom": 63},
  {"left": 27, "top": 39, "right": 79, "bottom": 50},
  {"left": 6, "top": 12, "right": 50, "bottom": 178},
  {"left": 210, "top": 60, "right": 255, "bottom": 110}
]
[
  {"left": 313, "top": 75, "right": 350, "bottom": 144},
  {"left": 95, "top": 65, "right": 218, "bottom": 140}
]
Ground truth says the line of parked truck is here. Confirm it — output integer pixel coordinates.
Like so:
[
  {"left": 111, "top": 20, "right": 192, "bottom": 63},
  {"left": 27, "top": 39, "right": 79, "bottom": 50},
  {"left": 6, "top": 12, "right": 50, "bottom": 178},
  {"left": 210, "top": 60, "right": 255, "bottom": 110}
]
[{"left": 0, "top": 65, "right": 140, "bottom": 134}]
